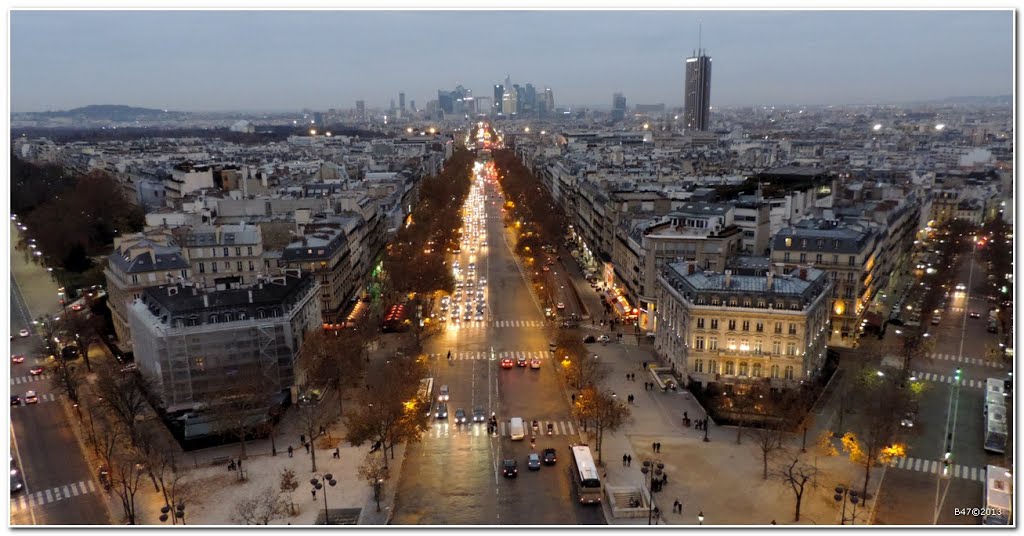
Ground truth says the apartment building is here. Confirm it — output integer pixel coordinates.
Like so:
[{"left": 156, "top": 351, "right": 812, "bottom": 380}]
[{"left": 178, "top": 223, "right": 266, "bottom": 287}]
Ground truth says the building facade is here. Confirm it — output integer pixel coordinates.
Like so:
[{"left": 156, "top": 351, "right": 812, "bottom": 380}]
[
  {"left": 684, "top": 50, "right": 712, "bottom": 131},
  {"left": 654, "top": 262, "right": 832, "bottom": 389},
  {"left": 128, "top": 273, "right": 321, "bottom": 412}
]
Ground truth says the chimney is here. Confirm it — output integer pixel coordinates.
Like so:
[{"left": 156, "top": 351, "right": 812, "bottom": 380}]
[
  {"left": 766, "top": 270, "right": 774, "bottom": 291},
  {"left": 248, "top": 290, "right": 254, "bottom": 303},
  {"left": 724, "top": 270, "right": 732, "bottom": 288},
  {"left": 799, "top": 266, "right": 808, "bottom": 280},
  {"left": 202, "top": 294, "right": 209, "bottom": 308},
  {"left": 687, "top": 263, "right": 696, "bottom": 275}
]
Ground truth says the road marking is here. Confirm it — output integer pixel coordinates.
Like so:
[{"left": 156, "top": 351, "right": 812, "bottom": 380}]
[
  {"left": 926, "top": 353, "right": 1005, "bottom": 369},
  {"left": 910, "top": 371, "right": 983, "bottom": 389},
  {"left": 889, "top": 457, "right": 984, "bottom": 482},
  {"left": 87, "top": 480, "right": 96, "bottom": 493}
]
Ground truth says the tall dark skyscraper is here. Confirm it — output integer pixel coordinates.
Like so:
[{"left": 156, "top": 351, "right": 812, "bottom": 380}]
[
  {"left": 399, "top": 92, "right": 406, "bottom": 112},
  {"left": 493, "top": 84, "right": 503, "bottom": 114},
  {"left": 612, "top": 92, "right": 627, "bottom": 122},
  {"left": 684, "top": 48, "right": 712, "bottom": 131}
]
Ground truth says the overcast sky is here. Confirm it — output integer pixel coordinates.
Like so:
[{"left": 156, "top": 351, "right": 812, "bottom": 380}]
[{"left": 9, "top": 10, "right": 1013, "bottom": 112}]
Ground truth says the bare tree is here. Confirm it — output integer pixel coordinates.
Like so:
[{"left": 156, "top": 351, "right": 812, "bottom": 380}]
[
  {"left": 108, "top": 447, "right": 147, "bottom": 525},
  {"left": 94, "top": 365, "right": 152, "bottom": 446},
  {"left": 298, "top": 328, "right": 366, "bottom": 418},
  {"left": 295, "top": 384, "right": 333, "bottom": 473},
  {"left": 749, "top": 419, "right": 788, "bottom": 480},
  {"left": 344, "top": 352, "right": 428, "bottom": 466},
  {"left": 279, "top": 468, "right": 300, "bottom": 515},
  {"left": 47, "top": 354, "right": 83, "bottom": 404},
  {"left": 233, "top": 486, "right": 288, "bottom": 525},
  {"left": 839, "top": 375, "right": 909, "bottom": 496},
  {"left": 208, "top": 369, "right": 278, "bottom": 460},
  {"left": 357, "top": 451, "right": 390, "bottom": 512},
  {"left": 771, "top": 452, "right": 818, "bottom": 522},
  {"left": 572, "top": 386, "right": 630, "bottom": 465}
]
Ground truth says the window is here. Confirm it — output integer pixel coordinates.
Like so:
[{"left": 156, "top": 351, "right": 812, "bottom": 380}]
[
  {"left": 844, "top": 287, "right": 854, "bottom": 299},
  {"left": 697, "top": 318, "right": 705, "bottom": 329},
  {"left": 235, "top": 247, "right": 242, "bottom": 256},
  {"left": 832, "top": 254, "right": 839, "bottom": 265},
  {"left": 693, "top": 359, "right": 704, "bottom": 373},
  {"left": 772, "top": 341, "right": 781, "bottom": 354},
  {"left": 848, "top": 255, "right": 856, "bottom": 266},
  {"left": 757, "top": 300, "right": 766, "bottom": 309},
  {"left": 212, "top": 263, "right": 218, "bottom": 273},
  {"left": 223, "top": 247, "right": 230, "bottom": 257},
  {"left": 833, "top": 240, "right": 840, "bottom": 249},
  {"left": 224, "top": 261, "right": 230, "bottom": 270},
  {"left": 801, "top": 239, "right": 807, "bottom": 248},
  {"left": 771, "top": 365, "right": 780, "bottom": 378},
  {"left": 784, "top": 252, "right": 791, "bottom": 262},
  {"left": 248, "top": 261, "right": 255, "bottom": 271},
  {"left": 815, "top": 253, "right": 822, "bottom": 263},
  {"left": 799, "top": 253, "right": 807, "bottom": 263},
  {"left": 711, "top": 296, "right": 720, "bottom": 306},
  {"left": 774, "top": 322, "right": 783, "bottom": 334},
  {"left": 739, "top": 362, "right": 749, "bottom": 376},
  {"left": 710, "top": 319, "right": 719, "bottom": 330},
  {"left": 709, "top": 337, "right": 718, "bottom": 350},
  {"left": 194, "top": 357, "right": 205, "bottom": 371},
  {"left": 236, "top": 261, "right": 242, "bottom": 271},
  {"left": 752, "top": 363, "right": 762, "bottom": 377},
  {"left": 199, "top": 262, "right": 205, "bottom": 274},
  {"left": 784, "top": 366, "right": 795, "bottom": 380},
  {"left": 753, "top": 339, "right": 763, "bottom": 353},
  {"left": 728, "top": 320, "right": 736, "bottom": 331},
  {"left": 742, "top": 320, "right": 750, "bottom": 331},
  {"left": 756, "top": 321, "right": 764, "bottom": 332},
  {"left": 785, "top": 237, "right": 792, "bottom": 247},
  {"left": 708, "top": 360, "right": 718, "bottom": 374},
  {"left": 211, "top": 248, "right": 216, "bottom": 257},
  {"left": 786, "top": 342, "right": 796, "bottom": 356},
  {"left": 743, "top": 298, "right": 751, "bottom": 307},
  {"left": 247, "top": 246, "right": 253, "bottom": 256},
  {"left": 727, "top": 338, "right": 736, "bottom": 350},
  {"left": 729, "top": 297, "right": 738, "bottom": 306},
  {"left": 847, "top": 272, "right": 855, "bottom": 281},
  {"left": 131, "top": 274, "right": 139, "bottom": 284},
  {"left": 724, "top": 361, "right": 735, "bottom": 375},
  {"left": 695, "top": 336, "right": 705, "bottom": 350},
  {"left": 789, "top": 323, "right": 797, "bottom": 335}
]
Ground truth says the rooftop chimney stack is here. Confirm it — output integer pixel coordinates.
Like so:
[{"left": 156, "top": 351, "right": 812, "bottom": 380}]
[
  {"left": 799, "top": 266, "right": 808, "bottom": 280},
  {"left": 766, "top": 269, "right": 774, "bottom": 291},
  {"left": 724, "top": 269, "right": 732, "bottom": 288},
  {"left": 687, "top": 263, "right": 696, "bottom": 275}
]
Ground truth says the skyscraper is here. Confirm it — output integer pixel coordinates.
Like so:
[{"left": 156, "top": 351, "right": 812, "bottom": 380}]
[
  {"left": 684, "top": 48, "right": 712, "bottom": 131},
  {"left": 612, "top": 92, "right": 627, "bottom": 122},
  {"left": 544, "top": 88, "right": 555, "bottom": 115},
  {"left": 493, "top": 84, "right": 504, "bottom": 114},
  {"left": 356, "top": 100, "right": 365, "bottom": 118},
  {"left": 399, "top": 92, "right": 406, "bottom": 112}
]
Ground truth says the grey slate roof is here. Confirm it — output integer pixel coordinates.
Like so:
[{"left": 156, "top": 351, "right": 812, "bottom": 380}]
[{"left": 109, "top": 239, "right": 189, "bottom": 274}]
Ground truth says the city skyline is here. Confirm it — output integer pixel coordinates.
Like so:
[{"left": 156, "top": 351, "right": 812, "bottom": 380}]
[{"left": 10, "top": 9, "right": 1012, "bottom": 113}]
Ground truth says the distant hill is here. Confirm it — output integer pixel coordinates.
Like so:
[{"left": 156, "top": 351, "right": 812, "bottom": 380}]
[
  {"left": 939, "top": 95, "right": 1011, "bottom": 105},
  {"left": 23, "top": 104, "right": 187, "bottom": 121}
]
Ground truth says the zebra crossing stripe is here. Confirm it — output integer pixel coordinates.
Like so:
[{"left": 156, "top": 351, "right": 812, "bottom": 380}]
[
  {"left": 499, "top": 422, "right": 507, "bottom": 436},
  {"left": 44, "top": 489, "right": 53, "bottom": 503},
  {"left": 929, "top": 461, "right": 939, "bottom": 474}
]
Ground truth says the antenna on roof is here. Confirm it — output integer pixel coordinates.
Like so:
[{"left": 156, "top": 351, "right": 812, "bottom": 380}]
[{"left": 698, "top": 21, "right": 702, "bottom": 55}]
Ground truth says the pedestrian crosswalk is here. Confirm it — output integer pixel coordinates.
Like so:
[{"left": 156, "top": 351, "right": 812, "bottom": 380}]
[
  {"left": 949, "top": 307, "right": 965, "bottom": 313},
  {"left": 910, "top": 371, "right": 984, "bottom": 389},
  {"left": 428, "top": 350, "right": 551, "bottom": 361},
  {"left": 926, "top": 353, "right": 1005, "bottom": 369},
  {"left": 492, "top": 320, "right": 547, "bottom": 328},
  {"left": 10, "top": 480, "right": 97, "bottom": 512},
  {"left": 428, "top": 420, "right": 577, "bottom": 439},
  {"left": 889, "top": 456, "right": 984, "bottom": 482},
  {"left": 10, "top": 374, "right": 52, "bottom": 385}
]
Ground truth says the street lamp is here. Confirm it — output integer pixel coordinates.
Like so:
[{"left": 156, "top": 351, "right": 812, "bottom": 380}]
[
  {"left": 310, "top": 473, "right": 337, "bottom": 525},
  {"left": 159, "top": 502, "right": 186, "bottom": 525},
  {"left": 833, "top": 485, "right": 867, "bottom": 525},
  {"left": 640, "top": 459, "right": 664, "bottom": 525}
]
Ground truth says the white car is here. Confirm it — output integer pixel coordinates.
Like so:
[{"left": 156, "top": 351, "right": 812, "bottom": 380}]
[
  {"left": 955, "top": 283, "right": 966, "bottom": 291},
  {"left": 18, "top": 329, "right": 30, "bottom": 338},
  {"left": 597, "top": 335, "right": 611, "bottom": 343},
  {"left": 438, "top": 385, "right": 450, "bottom": 402},
  {"left": 24, "top": 391, "right": 38, "bottom": 404}
]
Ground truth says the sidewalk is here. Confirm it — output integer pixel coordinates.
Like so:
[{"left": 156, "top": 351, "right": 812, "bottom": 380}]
[
  {"left": 588, "top": 341, "right": 884, "bottom": 526},
  {"left": 10, "top": 221, "right": 64, "bottom": 321}
]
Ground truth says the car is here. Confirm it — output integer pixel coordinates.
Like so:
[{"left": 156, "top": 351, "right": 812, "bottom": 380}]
[
  {"left": 11, "top": 395, "right": 21, "bottom": 406},
  {"left": 931, "top": 316, "right": 941, "bottom": 325},
  {"left": 955, "top": 283, "right": 966, "bottom": 291},
  {"left": 583, "top": 335, "right": 596, "bottom": 343},
  {"left": 530, "top": 359, "right": 542, "bottom": 369},
  {"left": 542, "top": 448, "right": 557, "bottom": 465},
  {"left": 11, "top": 468, "right": 23, "bottom": 493},
  {"left": 454, "top": 408, "right": 467, "bottom": 424},
  {"left": 900, "top": 411, "right": 916, "bottom": 428},
  {"left": 29, "top": 366, "right": 44, "bottom": 376},
  {"left": 502, "top": 459, "right": 518, "bottom": 478},
  {"left": 71, "top": 303, "right": 83, "bottom": 312},
  {"left": 527, "top": 453, "right": 542, "bottom": 471},
  {"left": 501, "top": 358, "right": 515, "bottom": 369},
  {"left": 18, "top": 329, "right": 30, "bottom": 338},
  {"left": 464, "top": 313, "right": 472, "bottom": 321},
  {"left": 473, "top": 408, "right": 487, "bottom": 423},
  {"left": 542, "top": 266, "right": 550, "bottom": 272},
  {"left": 11, "top": 354, "right": 25, "bottom": 364},
  {"left": 597, "top": 335, "right": 611, "bottom": 343},
  {"left": 24, "top": 391, "right": 38, "bottom": 404},
  {"left": 969, "top": 311, "right": 981, "bottom": 318},
  {"left": 475, "top": 313, "right": 484, "bottom": 321},
  {"left": 517, "top": 356, "right": 528, "bottom": 367},
  {"left": 438, "top": 385, "right": 450, "bottom": 402},
  {"left": 556, "top": 302, "right": 565, "bottom": 309},
  {"left": 435, "top": 403, "right": 448, "bottom": 419}
]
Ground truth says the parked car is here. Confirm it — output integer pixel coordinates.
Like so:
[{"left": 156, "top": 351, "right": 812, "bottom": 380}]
[{"left": 597, "top": 335, "right": 611, "bottom": 343}]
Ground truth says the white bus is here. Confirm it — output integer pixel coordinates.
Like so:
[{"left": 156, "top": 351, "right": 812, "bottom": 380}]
[
  {"left": 509, "top": 417, "right": 525, "bottom": 441},
  {"left": 569, "top": 445, "right": 603, "bottom": 504},
  {"left": 984, "top": 378, "right": 1008, "bottom": 454},
  {"left": 983, "top": 465, "right": 1012, "bottom": 525}
]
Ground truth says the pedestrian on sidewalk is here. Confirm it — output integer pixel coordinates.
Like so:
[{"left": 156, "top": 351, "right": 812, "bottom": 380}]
[
  {"left": 626, "top": 454, "right": 632, "bottom": 467},
  {"left": 333, "top": 447, "right": 341, "bottom": 459},
  {"left": 571, "top": 393, "right": 576, "bottom": 404},
  {"left": 684, "top": 411, "right": 688, "bottom": 421},
  {"left": 288, "top": 445, "right": 294, "bottom": 458},
  {"left": 300, "top": 434, "right": 306, "bottom": 445},
  {"left": 320, "top": 425, "right": 326, "bottom": 437},
  {"left": 304, "top": 442, "right": 310, "bottom": 454},
  {"left": 227, "top": 460, "right": 235, "bottom": 472},
  {"left": 673, "top": 499, "right": 680, "bottom": 513},
  {"left": 237, "top": 458, "right": 243, "bottom": 470},
  {"left": 312, "top": 489, "right": 317, "bottom": 501},
  {"left": 623, "top": 453, "right": 628, "bottom": 466},
  {"left": 626, "top": 373, "right": 630, "bottom": 382},
  {"left": 642, "top": 361, "right": 647, "bottom": 370},
  {"left": 651, "top": 442, "right": 656, "bottom": 453}
]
